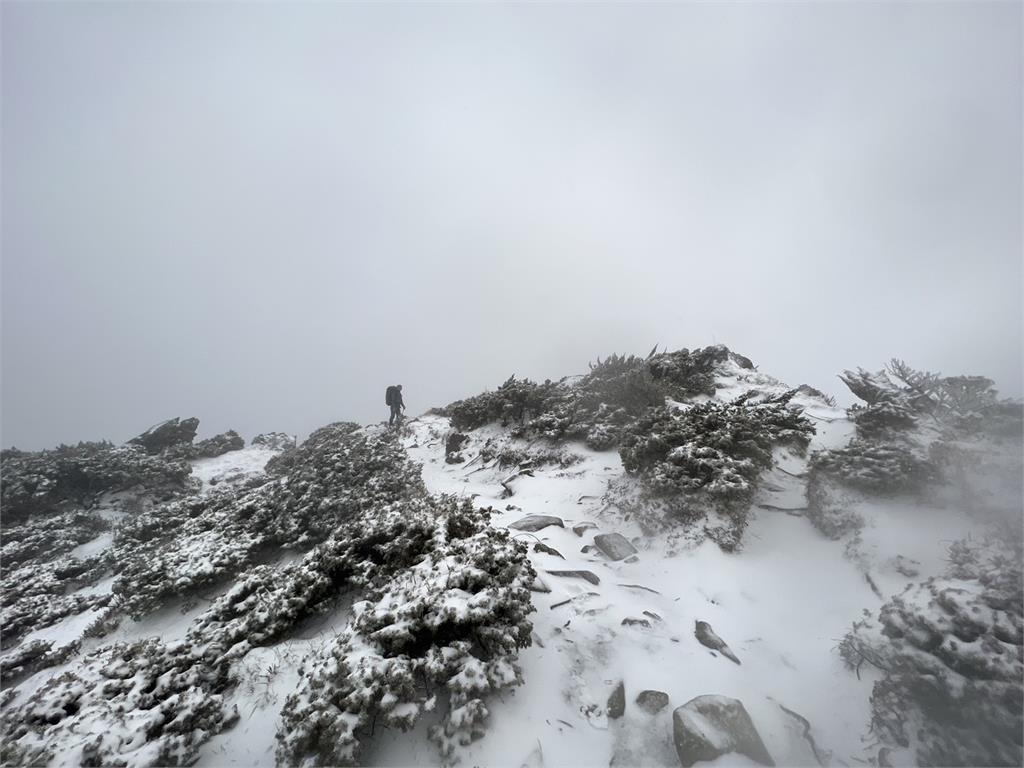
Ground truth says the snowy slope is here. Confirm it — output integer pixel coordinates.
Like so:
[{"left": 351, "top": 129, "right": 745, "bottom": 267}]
[
  {"left": 361, "top": 369, "right": 887, "bottom": 766},
  {"left": 2, "top": 356, "right": 1019, "bottom": 768}
]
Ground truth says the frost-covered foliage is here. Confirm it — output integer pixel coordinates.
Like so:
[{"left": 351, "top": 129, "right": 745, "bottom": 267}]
[
  {"left": 443, "top": 345, "right": 744, "bottom": 450},
  {"left": 445, "top": 376, "right": 555, "bottom": 432},
  {"left": 1, "top": 638, "right": 238, "bottom": 767},
  {"left": 2, "top": 554, "right": 112, "bottom": 651},
  {"left": 810, "top": 359, "right": 1021, "bottom": 540},
  {"left": 840, "top": 359, "right": 1023, "bottom": 436},
  {"left": 646, "top": 344, "right": 731, "bottom": 398},
  {"left": 840, "top": 535, "right": 1023, "bottom": 766},
  {"left": 2, "top": 510, "right": 115, "bottom": 651},
  {"left": 112, "top": 423, "right": 427, "bottom": 618},
  {"left": 811, "top": 438, "right": 935, "bottom": 495},
  {"left": 618, "top": 391, "right": 814, "bottom": 548},
  {"left": 0, "top": 442, "right": 193, "bottom": 524},
  {"left": 2, "top": 421, "right": 535, "bottom": 768},
  {"left": 276, "top": 502, "right": 534, "bottom": 766},
  {"left": 2, "top": 510, "right": 108, "bottom": 570}
]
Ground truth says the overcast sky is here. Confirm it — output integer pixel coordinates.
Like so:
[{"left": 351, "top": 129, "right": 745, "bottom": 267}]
[{"left": 2, "top": 1, "right": 1021, "bottom": 450}]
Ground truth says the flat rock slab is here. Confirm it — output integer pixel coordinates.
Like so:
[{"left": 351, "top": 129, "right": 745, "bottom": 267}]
[
  {"left": 547, "top": 569, "right": 601, "bottom": 586},
  {"left": 673, "top": 695, "right": 775, "bottom": 767},
  {"left": 594, "top": 533, "right": 638, "bottom": 561},
  {"left": 636, "top": 690, "right": 670, "bottom": 715},
  {"left": 509, "top": 515, "right": 564, "bottom": 532}
]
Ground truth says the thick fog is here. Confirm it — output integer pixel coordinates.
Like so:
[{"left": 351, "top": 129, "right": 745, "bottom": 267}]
[{"left": 2, "top": 1, "right": 1021, "bottom": 450}]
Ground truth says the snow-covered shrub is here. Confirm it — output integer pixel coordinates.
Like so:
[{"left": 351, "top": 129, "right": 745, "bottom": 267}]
[
  {"left": 810, "top": 438, "right": 935, "bottom": 494},
  {"left": 445, "top": 376, "right": 555, "bottom": 432},
  {"left": 619, "top": 391, "right": 814, "bottom": 547},
  {"left": 850, "top": 399, "right": 918, "bottom": 439},
  {"left": 189, "top": 498, "right": 443, "bottom": 662},
  {"left": 842, "top": 359, "right": 1023, "bottom": 436},
  {"left": 839, "top": 535, "right": 1023, "bottom": 766},
  {"left": 2, "top": 545, "right": 112, "bottom": 651},
  {"left": 0, "top": 638, "right": 238, "bottom": 767},
  {"left": 0, "top": 442, "right": 193, "bottom": 524},
  {"left": 1, "top": 511, "right": 108, "bottom": 569},
  {"left": 276, "top": 502, "right": 534, "bottom": 766},
  {"left": 804, "top": 472, "right": 865, "bottom": 540},
  {"left": 441, "top": 346, "right": 748, "bottom": 451},
  {"left": 646, "top": 344, "right": 730, "bottom": 398},
  {"left": 113, "top": 424, "right": 427, "bottom": 618},
  {"left": 0, "top": 640, "right": 79, "bottom": 685}
]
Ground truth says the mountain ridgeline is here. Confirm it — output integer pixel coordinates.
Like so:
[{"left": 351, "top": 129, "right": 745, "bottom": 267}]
[{"left": 1, "top": 345, "right": 1021, "bottom": 767}]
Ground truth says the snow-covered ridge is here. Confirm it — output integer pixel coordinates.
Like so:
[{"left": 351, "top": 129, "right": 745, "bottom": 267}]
[{"left": 1, "top": 348, "right": 1020, "bottom": 767}]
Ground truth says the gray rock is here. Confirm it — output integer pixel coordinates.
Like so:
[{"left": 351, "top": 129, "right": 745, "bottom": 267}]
[
  {"left": 593, "top": 533, "right": 638, "bottom": 561},
  {"left": 572, "top": 521, "right": 597, "bottom": 536},
  {"left": 547, "top": 570, "right": 600, "bottom": 586},
  {"left": 636, "top": 690, "right": 670, "bottom": 714},
  {"left": 509, "top": 515, "right": 564, "bottom": 532},
  {"left": 694, "top": 620, "right": 741, "bottom": 665},
  {"left": 673, "top": 695, "right": 774, "bottom": 767},
  {"left": 607, "top": 680, "right": 626, "bottom": 719},
  {"left": 194, "top": 430, "right": 244, "bottom": 458},
  {"left": 533, "top": 542, "right": 564, "bottom": 559},
  {"left": 621, "top": 617, "right": 651, "bottom": 628},
  {"left": 128, "top": 417, "right": 200, "bottom": 455}
]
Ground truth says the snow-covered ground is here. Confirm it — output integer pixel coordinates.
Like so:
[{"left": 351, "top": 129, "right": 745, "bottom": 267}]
[
  {"left": 366, "top": 409, "right": 883, "bottom": 767},
  {"left": 3, "top": 361, "right": 1017, "bottom": 767}
]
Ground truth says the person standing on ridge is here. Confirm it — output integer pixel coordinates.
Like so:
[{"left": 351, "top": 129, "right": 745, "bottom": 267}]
[{"left": 386, "top": 384, "right": 405, "bottom": 427}]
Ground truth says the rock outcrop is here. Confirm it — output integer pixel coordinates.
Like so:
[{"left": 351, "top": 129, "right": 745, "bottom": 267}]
[
  {"left": 128, "top": 417, "right": 200, "bottom": 454},
  {"left": 673, "top": 695, "right": 774, "bottom": 767}
]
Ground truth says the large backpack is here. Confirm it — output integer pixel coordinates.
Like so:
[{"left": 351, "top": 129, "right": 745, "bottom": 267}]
[{"left": 385, "top": 385, "right": 397, "bottom": 406}]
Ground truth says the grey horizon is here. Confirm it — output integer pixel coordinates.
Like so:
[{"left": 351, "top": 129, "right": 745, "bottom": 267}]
[{"left": 3, "top": 1, "right": 1021, "bottom": 450}]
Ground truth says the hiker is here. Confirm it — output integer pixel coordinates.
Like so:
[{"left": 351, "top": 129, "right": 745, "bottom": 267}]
[{"left": 386, "top": 384, "right": 405, "bottom": 426}]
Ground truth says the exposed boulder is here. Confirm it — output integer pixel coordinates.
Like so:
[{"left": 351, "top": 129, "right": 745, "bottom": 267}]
[
  {"left": 128, "top": 417, "right": 200, "bottom": 454},
  {"left": 509, "top": 515, "right": 564, "bottom": 532},
  {"left": 636, "top": 690, "right": 670, "bottom": 714},
  {"left": 673, "top": 695, "right": 774, "bottom": 767},
  {"left": 594, "top": 532, "right": 638, "bottom": 561},
  {"left": 607, "top": 681, "right": 626, "bottom": 719},
  {"left": 621, "top": 617, "right": 651, "bottom": 628}
]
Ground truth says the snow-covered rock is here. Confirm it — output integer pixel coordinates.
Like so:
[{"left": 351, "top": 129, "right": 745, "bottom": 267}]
[{"left": 672, "top": 695, "right": 774, "bottom": 767}]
